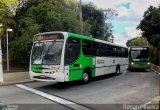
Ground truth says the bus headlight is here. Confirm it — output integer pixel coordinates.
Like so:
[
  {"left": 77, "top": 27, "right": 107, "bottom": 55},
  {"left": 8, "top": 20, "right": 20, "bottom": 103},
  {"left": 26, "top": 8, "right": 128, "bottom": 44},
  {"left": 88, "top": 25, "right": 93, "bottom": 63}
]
[
  {"left": 148, "top": 62, "right": 150, "bottom": 65},
  {"left": 131, "top": 62, "right": 134, "bottom": 65}
]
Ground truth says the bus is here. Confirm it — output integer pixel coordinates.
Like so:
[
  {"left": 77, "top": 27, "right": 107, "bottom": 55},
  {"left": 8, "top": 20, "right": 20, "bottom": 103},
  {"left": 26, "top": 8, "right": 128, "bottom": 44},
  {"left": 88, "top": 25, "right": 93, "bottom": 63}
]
[
  {"left": 29, "top": 32, "right": 128, "bottom": 83},
  {"left": 128, "top": 46, "right": 150, "bottom": 70}
]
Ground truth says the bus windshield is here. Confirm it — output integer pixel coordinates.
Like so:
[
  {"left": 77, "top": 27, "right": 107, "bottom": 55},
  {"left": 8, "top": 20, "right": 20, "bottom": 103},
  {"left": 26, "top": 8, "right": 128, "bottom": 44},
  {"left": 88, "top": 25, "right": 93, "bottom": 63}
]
[
  {"left": 31, "top": 41, "right": 63, "bottom": 65},
  {"left": 131, "top": 49, "right": 149, "bottom": 61}
]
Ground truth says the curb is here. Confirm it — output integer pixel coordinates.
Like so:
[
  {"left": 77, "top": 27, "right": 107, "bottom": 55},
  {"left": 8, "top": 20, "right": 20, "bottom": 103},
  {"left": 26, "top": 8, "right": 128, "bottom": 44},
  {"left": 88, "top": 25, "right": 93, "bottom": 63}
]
[
  {"left": 151, "top": 69, "right": 160, "bottom": 75},
  {"left": 0, "top": 80, "right": 35, "bottom": 86},
  {"left": 142, "top": 96, "right": 160, "bottom": 110},
  {"left": 3, "top": 71, "right": 29, "bottom": 74}
]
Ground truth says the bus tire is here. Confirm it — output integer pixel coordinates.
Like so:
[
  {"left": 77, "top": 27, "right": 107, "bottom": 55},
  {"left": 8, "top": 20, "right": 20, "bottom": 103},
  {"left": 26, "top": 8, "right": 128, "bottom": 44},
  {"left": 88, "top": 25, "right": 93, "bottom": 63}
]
[
  {"left": 115, "top": 66, "right": 120, "bottom": 75},
  {"left": 82, "top": 72, "right": 89, "bottom": 84}
]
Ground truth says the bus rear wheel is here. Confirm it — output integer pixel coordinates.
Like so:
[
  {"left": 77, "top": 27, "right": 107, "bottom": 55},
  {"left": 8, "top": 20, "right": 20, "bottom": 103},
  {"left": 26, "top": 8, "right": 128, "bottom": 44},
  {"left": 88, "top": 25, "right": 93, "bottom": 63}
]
[
  {"left": 115, "top": 66, "right": 120, "bottom": 75},
  {"left": 82, "top": 72, "right": 89, "bottom": 84}
]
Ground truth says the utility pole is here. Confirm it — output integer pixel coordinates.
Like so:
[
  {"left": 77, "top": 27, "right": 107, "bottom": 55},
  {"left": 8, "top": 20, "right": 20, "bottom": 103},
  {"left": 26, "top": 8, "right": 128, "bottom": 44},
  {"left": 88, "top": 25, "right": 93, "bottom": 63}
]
[
  {"left": 158, "top": 42, "right": 160, "bottom": 73},
  {"left": 79, "top": 0, "right": 83, "bottom": 34},
  {"left": 0, "top": 38, "right": 3, "bottom": 82},
  {"left": 158, "top": 42, "right": 160, "bottom": 97},
  {"left": 6, "top": 28, "right": 13, "bottom": 72}
]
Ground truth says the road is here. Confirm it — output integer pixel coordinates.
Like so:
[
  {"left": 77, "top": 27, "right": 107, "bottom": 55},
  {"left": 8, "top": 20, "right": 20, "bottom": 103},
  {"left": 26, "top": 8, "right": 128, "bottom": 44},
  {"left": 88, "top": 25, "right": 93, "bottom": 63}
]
[{"left": 0, "top": 70, "right": 159, "bottom": 110}]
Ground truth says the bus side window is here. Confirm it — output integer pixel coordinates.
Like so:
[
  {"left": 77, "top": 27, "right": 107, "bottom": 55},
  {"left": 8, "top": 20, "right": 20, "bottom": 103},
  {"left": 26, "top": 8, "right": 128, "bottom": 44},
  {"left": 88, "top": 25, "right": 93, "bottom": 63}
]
[
  {"left": 117, "top": 47, "right": 122, "bottom": 57},
  {"left": 107, "top": 45, "right": 112, "bottom": 56},
  {"left": 125, "top": 48, "right": 128, "bottom": 57},
  {"left": 121, "top": 48, "right": 128, "bottom": 57},
  {"left": 92, "top": 42, "right": 100, "bottom": 56},
  {"left": 112, "top": 46, "right": 116, "bottom": 56},
  {"left": 82, "top": 40, "right": 92, "bottom": 56},
  {"left": 99, "top": 43, "right": 106, "bottom": 57},
  {"left": 65, "top": 37, "right": 80, "bottom": 65}
]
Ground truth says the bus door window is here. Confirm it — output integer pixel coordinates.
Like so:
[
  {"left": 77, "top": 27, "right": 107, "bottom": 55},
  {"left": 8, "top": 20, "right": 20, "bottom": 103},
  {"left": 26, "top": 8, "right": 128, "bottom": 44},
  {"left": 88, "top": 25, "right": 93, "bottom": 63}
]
[{"left": 65, "top": 37, "right": 80, "bottom": 65}]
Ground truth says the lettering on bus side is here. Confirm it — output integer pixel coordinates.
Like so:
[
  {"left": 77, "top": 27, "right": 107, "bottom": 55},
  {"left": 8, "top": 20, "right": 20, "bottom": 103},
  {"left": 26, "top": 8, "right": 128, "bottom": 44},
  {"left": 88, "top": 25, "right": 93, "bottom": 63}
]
[{"left": 97, "top": 60, "right": 105, "bottom": 64}]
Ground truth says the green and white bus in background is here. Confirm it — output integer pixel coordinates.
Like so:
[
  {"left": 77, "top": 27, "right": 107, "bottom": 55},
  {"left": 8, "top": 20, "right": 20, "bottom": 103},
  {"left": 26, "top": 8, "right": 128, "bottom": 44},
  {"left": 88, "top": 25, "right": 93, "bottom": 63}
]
[
  {"left": 128, "top": 46, "right": 150, "bottom": 70},
  {"left": 29, "top": 32, "right": 128, "bottom": 83}
]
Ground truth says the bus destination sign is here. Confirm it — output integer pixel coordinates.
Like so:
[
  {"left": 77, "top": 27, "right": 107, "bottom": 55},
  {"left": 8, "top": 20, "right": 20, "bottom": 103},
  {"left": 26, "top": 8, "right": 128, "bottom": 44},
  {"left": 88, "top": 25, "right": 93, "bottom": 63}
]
[
  {"left": 34, "top": 34, "right": 63, "bottom": 41},
  {"left": 132, "top": 47, "right": 148, "bottom": 50}
]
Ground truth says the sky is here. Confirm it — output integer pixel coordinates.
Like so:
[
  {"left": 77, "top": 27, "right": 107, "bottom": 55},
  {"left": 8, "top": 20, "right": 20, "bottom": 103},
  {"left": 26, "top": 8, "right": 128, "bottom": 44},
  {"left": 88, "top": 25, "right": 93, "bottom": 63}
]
[{"left": 82, "top": 0, "right": 160, "bottom": 46}]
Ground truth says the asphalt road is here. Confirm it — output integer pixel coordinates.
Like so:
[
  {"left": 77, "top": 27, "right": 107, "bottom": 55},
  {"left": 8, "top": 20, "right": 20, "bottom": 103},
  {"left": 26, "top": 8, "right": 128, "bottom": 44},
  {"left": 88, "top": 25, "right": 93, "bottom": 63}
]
[
  {"left": 0, "top": 70, "right": 159, "bottom": 110},
  {"left": 24, "top": 70, "right": 159, "bottom": 109}
]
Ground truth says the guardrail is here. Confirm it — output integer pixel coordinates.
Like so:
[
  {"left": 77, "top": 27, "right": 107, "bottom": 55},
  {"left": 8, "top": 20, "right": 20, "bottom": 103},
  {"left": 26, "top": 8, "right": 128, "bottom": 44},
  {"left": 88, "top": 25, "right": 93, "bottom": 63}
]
[{"left": 151, "top": 64, "right": 160, "bottom": 74}]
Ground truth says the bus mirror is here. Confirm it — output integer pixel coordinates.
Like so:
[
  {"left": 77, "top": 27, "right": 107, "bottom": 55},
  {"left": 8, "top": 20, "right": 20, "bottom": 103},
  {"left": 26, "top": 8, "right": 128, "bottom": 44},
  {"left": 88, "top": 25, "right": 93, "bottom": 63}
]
[
  {"left": 27, "top": 41, "right": 33, "bottom": 47},
  {"left": 26, "top": 41, "right": 33, "bottom": 53},
  {"left": 27, "top": 41, "right": 33, "bottom": 45},
  {"left": 158, "top": 42, "right": 160, "bottom": 49},
  {"left": 67, "top": 44, "right": 72, "bottom": 50}
]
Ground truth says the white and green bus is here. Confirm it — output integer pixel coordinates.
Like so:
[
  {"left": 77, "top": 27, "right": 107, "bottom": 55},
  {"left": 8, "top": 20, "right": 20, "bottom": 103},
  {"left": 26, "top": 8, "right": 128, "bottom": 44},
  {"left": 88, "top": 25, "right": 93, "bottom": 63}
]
[
  {"left": 29, "top": 32, "right": 128, "bottom": 83},
  {"left": 128, "top": 46, "right": 150, "bottom": 70}
]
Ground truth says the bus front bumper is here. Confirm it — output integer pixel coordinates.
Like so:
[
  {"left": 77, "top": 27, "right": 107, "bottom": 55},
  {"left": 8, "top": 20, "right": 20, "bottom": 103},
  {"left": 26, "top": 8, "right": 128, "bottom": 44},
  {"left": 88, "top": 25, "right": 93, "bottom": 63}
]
[
  {"left": 29, "top": 71, "right": 65, "bottom": 82},
  {"left": 129, "top": 64, "right": 150, "bottom": 69}
]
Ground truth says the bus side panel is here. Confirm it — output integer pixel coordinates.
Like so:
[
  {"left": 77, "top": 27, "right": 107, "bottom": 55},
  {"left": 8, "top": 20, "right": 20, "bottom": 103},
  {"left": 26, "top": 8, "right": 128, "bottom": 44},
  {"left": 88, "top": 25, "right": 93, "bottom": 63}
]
[
  {"left": 104, "top": 57, "right": 116, "bottom": 75},
  {"left": 95, "top": 57, "right": 105, "bottom": 76},
  {"left": 69, "top": 56, "right": 95, "bottom": 81}
]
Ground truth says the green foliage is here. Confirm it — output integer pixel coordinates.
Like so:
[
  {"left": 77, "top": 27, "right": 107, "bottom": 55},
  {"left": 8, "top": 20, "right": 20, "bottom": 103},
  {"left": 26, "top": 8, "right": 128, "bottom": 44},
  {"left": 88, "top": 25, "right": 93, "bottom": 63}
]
[
  {"left": 82, "top": 3, "right": 112, "bottom": 39},
  {"left": 2, "top": 0, "right": 113, "bottom": 66},
  {"left": 9, "top": 0, "right": 92, "bottom": 66},
  {"left": 138, "top": 6, "right": 160, "bottom": 47},
  {"left": 126, "top": 36, "right": 149, "bottom": 47},
  {"left": 150, "top": 46, "right": 158, "bottom": 65},
  {"left": 0, "top": 0, "right": 16, "bottom": 36}
]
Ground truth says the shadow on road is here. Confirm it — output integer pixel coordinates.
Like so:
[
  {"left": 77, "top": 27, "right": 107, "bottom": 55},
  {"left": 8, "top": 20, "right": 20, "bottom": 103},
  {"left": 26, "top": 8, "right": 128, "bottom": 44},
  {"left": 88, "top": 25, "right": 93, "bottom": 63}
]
[
  {"left": 35, "top": 73, "right": 117, "bottom": 90},
  {"left": 127, "top": 69, "right": 150, "bottom": 72}
]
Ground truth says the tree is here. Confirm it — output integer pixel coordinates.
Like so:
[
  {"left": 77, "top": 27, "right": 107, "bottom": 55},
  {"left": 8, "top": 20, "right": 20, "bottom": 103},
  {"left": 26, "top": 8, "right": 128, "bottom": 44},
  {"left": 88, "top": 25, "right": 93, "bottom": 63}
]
[
  {"left": 126, "top": 36, "right": 149, "bottom": 47},
  {"left": 82, "top": 3, "right": 113, "bottom": 40},
  {"left": 9, "top": 0, "right": 92, "bottom": 65},
  {"left": 138, "top": 6, "right": 160, "bottom": 47},
  {"left": 5, "top": 0, "right": 114, "bottom": 66},
  {"left": 0, "top": 0, "right": 17, "bottom": 36}
]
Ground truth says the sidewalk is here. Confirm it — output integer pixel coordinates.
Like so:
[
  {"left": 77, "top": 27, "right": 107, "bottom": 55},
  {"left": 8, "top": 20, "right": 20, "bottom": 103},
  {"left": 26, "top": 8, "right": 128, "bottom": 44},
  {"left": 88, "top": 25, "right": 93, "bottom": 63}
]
[
  {"left": 0, "top": 71, "right": 33, "bottom": 86},
  {"left": 151, "top": 64, "right": 160, "bottom": 75},
  {"left": 143, "top": 96, "right": 160, "bottom": 110}
]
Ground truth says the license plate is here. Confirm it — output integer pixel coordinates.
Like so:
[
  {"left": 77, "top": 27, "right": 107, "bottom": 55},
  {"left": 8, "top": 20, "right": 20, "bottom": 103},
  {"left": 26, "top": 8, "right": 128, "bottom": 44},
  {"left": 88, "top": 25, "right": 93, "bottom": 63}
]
[{"left": 39, "top": 75, "right": 46, "bottom": 79}]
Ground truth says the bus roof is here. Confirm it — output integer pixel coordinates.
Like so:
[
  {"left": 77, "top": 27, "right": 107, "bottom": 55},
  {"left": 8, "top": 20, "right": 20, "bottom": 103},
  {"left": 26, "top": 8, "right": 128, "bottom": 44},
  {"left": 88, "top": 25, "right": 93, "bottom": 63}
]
[
  {"left": 34, "top": 31, "right": 127, "bottom": 48},
  {"left": 68, "top": 32, "right": 127, "bottom": 48}
]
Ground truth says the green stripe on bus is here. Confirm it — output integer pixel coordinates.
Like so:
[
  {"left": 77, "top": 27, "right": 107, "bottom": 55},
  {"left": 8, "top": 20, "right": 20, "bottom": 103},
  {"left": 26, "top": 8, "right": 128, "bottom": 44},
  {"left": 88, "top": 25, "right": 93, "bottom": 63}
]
[
  {"left": 69, "top": 57, "right": 95, "bottom": 81},
  {"left": 68, "top": 33, "right": 95, "bottom": 41},
  {"left": 31, "top": 65, "right": 43, "bottom": 73},
  {"left": 132, "top": 62, "right": 149, "bottom": 66}
]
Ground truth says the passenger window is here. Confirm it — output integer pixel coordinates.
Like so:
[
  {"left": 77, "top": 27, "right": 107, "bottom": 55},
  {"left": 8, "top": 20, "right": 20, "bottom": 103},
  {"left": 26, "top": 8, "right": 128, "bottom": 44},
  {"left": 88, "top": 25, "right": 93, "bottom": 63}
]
[
  {"left": 82, "top": 40, "right": 92, "bottom": 56},
  {"left": 92, "top": 42, "right": 100, "bottom": 56}
]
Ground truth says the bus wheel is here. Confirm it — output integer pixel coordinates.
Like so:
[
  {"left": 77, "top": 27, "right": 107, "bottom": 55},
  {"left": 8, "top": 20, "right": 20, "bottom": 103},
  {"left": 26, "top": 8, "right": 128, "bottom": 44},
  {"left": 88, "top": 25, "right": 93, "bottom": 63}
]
[
  {"left": 82, "top": 72, "right": 89, "bottom": 84},
  {"left": 115, "top": 66, "right": 120, "bottom": 75}
]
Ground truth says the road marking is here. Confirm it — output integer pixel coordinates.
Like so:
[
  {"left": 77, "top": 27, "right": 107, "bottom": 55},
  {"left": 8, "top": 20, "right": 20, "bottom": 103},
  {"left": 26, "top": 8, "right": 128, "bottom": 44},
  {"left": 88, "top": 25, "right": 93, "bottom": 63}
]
[
  {"left": 121, "top": 70, "right": 127, "bottom": 76},
  {"left": 144, "top": 101, "right": 151, "bottom": 105},
  {"left": 130, "top": 101, "right": 152, "bottom": 110},
  {"left": 16, "top": 84, "right": 93, "bottom": 110}
]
